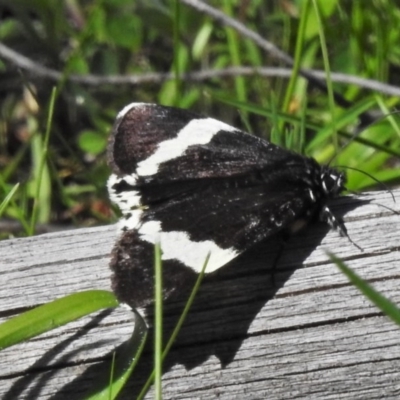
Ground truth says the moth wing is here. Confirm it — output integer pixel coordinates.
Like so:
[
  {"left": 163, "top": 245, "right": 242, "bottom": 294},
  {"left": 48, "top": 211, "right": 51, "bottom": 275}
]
[
  {"left": 108, "top": 103, "right": 301, "bottom": 183},
  {"left": 108, "top": 104, "right": 322, "bottom": 308},
  {"left": 110, "top": 180, "right": 316, "bottom": 310}
]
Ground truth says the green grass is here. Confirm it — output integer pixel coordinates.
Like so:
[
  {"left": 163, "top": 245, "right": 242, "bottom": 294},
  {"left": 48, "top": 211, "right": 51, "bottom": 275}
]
[
  {"left": 2, "top": 1, "right": 400, "bottom": 398},
  {"left": 0, "top": 290, "right": 118, "bottom": 351},
  {"left": 329, "top": 253, "right": 400, "bottom": 328}
]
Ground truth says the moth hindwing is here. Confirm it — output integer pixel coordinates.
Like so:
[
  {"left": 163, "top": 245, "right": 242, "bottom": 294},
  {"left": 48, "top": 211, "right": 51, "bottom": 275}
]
[{"left": 107, "top": 103, "right": 346, "bottom": 309}]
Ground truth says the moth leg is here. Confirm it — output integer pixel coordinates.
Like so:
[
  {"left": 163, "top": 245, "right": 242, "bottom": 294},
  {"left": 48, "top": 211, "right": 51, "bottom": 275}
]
[{"left": 320, "top": 205, "right": 363, "bottom": 251}]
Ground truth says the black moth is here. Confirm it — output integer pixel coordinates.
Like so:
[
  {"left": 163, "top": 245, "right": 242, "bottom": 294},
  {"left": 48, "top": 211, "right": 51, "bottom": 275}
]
[{"left": 107, "top": 103, "right": 347, "bottom": 311}]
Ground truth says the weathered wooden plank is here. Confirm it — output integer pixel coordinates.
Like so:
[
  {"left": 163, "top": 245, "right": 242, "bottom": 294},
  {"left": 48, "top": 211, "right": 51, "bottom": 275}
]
[{"left": 1, "top": 190, "right": 400, "bottom": 399}]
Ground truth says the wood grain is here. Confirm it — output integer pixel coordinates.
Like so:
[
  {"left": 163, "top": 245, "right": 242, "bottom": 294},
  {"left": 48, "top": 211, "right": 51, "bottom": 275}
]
[{"left": 1, "top": 190, "right": 400, "bottom": 399}]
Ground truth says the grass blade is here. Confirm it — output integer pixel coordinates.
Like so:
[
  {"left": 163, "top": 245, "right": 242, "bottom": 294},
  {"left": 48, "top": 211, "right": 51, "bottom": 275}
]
[
  {"left": 137, "top": 253, "right": 210, "bottom": 400},
  {"left": 154, "top": 242, "right": 163, "bottom": 400},
  {"left": 0, "top": 290, "right": 118, "bottom": 350},
  {"left": 328, "top": 252, "right": 400, "bottom": 327},
  {"left": 87, "top": 309, "right": 148, "bottom": 400}
]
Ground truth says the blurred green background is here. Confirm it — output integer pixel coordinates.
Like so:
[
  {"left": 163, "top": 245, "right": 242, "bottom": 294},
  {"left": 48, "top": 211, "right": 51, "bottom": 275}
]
[{"left": 1, "top": 0, "right": 400, "bottom": 238}]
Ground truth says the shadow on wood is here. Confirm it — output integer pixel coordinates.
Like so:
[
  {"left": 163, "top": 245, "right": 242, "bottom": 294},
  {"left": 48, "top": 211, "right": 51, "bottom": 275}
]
[{"left": 2, "top": 193, "right": 400, "bottom": 399}]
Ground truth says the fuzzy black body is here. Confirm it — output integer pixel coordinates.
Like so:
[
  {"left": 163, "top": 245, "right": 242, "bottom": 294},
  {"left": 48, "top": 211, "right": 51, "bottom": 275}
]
[{"left": 107, "top": 104, "right": 346, "bottom": 310}]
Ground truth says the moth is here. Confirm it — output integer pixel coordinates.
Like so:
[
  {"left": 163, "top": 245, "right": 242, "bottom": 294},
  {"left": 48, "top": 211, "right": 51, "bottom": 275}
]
[{"left": 107, "top": 103, "right": 347, "bottom": 311}]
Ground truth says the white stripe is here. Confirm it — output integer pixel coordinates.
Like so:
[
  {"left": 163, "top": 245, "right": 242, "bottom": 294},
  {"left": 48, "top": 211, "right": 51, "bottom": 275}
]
[
  {"left": 118, "top": 209, "right": 143, "bottom": 231},
  {"left": 308, "top": 188, "right": 316, "bottom": 202},
  {"left": 117, "top": 102, "right": 150, "bottom": 120},
  {"left": 107, "top": 174, "right": 120, "bottom": 194},
  {"left": 107, "top": 174, "right": 141, "bottom": 211},
  {"left": 122, "top": 175, "right": 138, "bottom": 186},
  {"left": 136, "top": 118, "right": 237, "bottom": 176},
  {"left": 115, "top": 191, "right": 142, "bottom": 212},
  {"left": 139, "top": 220, "right": 162, "bottom": 243},
  {"left": 138, "top": 220, "right": 238, "bottom": 273}
]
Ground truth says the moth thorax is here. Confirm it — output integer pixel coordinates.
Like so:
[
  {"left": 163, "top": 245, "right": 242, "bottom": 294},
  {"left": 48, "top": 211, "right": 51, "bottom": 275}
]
[{"left": 320, "top": 167, "right": 346, "bottom": 197}]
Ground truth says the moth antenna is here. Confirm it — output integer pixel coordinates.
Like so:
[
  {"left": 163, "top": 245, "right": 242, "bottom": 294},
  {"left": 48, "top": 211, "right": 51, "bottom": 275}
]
[
  {"left": 327, "top": 135, "right": 357, "bottom": 167},
  {"left": 335, "top": 217, "right": 364, "bottom": 252},
  {"left": 370, "top": 203, "right": 400, "bottom": 216},
  {"left": 327, "top": 111, "right": 400, "bottom": 167},
  {"left": 336, "top": 165, "right": 396, "bottom": 203},
  {"left": 345, "top": 231, "right": 364, "bottom": 252}
]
